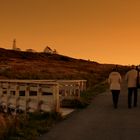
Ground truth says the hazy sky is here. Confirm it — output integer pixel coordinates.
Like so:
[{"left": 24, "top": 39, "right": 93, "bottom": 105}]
[{"left": 0, "top": 0, "right": 140, "bottom": 65}]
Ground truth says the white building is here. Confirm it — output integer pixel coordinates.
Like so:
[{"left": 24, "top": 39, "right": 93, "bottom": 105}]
[
  {"left": 26, "top": 49, "right": 35, "bottom": 52},
  {"left": 44, "top": 46, "right": 53, "bottom": 54}
]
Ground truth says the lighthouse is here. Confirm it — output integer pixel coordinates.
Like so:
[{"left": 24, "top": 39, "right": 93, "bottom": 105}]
[
  {"left": 12, "top": 39, "right": 21, "bottom": 51},
  {"left": 12, "top": 39, "right": 16, "bottom": 50}
]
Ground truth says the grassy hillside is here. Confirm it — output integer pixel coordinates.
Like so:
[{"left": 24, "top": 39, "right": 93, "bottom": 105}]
[
  {"left": 0, "top": 48, "right": 128, "bottom": 87},
  {"left": 0, "top": 48, "right": 130, "bottom": 140}
]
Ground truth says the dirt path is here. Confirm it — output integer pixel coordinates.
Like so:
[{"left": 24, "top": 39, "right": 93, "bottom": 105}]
[{"left": 38, "top": 82, "right": 140, "bottom": 140}]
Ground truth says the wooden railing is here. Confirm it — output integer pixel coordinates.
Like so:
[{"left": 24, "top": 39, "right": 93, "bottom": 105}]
[
  {"left": 0, "top": 80, "right": 87, "bottom": 114},
  {"left": 0, "top": 81, "right": 59, "bottom": 113}
]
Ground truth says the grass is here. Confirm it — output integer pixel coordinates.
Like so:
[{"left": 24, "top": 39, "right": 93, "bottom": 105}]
[
  {"left": 80, "top": 81, "right": 108, "bottom": 105},
  {"left": 60, "top": 81, "right": 108, "bottom": 109},
  {"left": 0, "top": 112, "right": 62, "bottom": 140}
]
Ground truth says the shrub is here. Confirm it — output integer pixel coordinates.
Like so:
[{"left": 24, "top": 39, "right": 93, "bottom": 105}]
[
  {"left": 61, "top": 98, "right": 88, "bottom": 108},
  {"left": 60, "top": 56, "right": 70, "bottom": 61},
  {"left": 0, "top": 112, "right": 62, "bottom": 140}
]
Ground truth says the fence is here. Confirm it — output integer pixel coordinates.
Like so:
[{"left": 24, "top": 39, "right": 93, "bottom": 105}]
[
  {"left": 0, "top": 80, "right": 86, "bottom": 114},
  {"left": 0, "top": 80, "right": 59, "bottom": 113}
]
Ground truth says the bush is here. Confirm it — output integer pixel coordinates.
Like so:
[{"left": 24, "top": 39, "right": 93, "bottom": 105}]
[
  {"left": 61, "top": 98, "right": 88, "bottom": 108},
  {"left": 80, "top": 81, "right": 108, "bottom": 104},
  {"left": 60, "top": 56, "right": 70, "bottom": 61},
  {"left": 0, "top": 112, "right": 62, "bottom": 140}
]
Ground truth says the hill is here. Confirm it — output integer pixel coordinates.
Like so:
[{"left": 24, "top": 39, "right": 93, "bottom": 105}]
[
  {"left": 0, "top": 48, "right": 127, "bottom": 87},
  {"left": 0, "top": 48, "right": 130, "bottom": 140}
]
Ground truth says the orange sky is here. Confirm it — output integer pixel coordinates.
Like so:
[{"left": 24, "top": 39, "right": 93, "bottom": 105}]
[{"left": 0, "top": 0, "right": 140, "bottom": 65}]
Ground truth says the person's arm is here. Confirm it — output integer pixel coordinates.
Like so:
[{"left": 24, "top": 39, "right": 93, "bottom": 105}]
[
  {"left": 119, "top": 74, "right": 122, "bottom": 84},
  {"left": 108, "top": 74, "right": 111, "bottom": 85},
  {"left": 137, "top": 71, "right": 140, "bottom": 87},
  {"left": 125, "top": 72, "right": 128, "bottom": 82}
]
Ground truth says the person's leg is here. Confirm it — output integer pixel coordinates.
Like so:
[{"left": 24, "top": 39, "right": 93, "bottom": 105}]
[
  {"left": 115, "top": 90, "right": 120, "bottom": 108},
  {"left": 114, "top": 91, "right": 117, "bottom": 108},
  {"left": 134, "top": 88, "right": 138, "bottom": 107},
  {"left": 112, "top": 90, "right": 116, "bottom": 108},
  {"left": 128, "top": 88, "right": 133, "bottom": 108}
]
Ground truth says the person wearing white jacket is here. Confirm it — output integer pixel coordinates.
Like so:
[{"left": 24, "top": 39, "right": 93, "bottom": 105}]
[
  {"left": 108, "top": 67, "right": 122, "bottom": 109},
  {"left": 125, "top": 65, "right": 138, "bottom": 108}
]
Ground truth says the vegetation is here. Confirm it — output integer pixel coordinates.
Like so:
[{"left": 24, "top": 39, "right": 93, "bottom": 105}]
[
  {"left": 0, "top": 81, "right": 108, "bottom": 140},
  {"left": 0, "top": 112, "right": 62, "bottom": 140},
  {"left": 61, "top": 81, "right": 108, "bottom": 108},
  {"left": 81, "top": 81, "right": 108, "bottom": 105},
  {"left": 0, "top": 48, "right": 130, "bottom": 139}
]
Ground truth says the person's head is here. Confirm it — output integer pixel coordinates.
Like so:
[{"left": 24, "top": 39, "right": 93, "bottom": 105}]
[
  {"left": 112, "top": 65, "right": 118, "bottom": 72},
  {"left": 136, "top": 65, "right": 140, "bottom": 71},
  {"left": 131, "top": 65, "right": 136, "bottom": 69}
]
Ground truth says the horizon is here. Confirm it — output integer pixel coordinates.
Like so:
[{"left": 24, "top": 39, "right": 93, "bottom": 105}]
[
  {"left": 0, "top": 46, "right": 135, "bottom": 66},
  {"left": 0, "top": 0, "right": 140, "bottom": 65}
]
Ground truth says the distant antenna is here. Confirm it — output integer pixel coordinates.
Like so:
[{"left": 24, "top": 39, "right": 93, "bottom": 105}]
[{"left": 12, "top": 39, "right": 16, "bottom": 50}]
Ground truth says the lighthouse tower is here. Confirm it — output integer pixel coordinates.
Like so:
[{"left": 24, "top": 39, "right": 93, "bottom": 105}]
[
  {"left": 12, "top": 39, "right": 16, "bottom": 50},
  {"left": 12, "top": 39, "right": 21, "bottom": 51}
]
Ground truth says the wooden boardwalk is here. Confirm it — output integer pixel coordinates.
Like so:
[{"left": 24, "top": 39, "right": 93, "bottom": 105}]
[{"left": 38, "top": 82, "right": 140, "bottom": 140}]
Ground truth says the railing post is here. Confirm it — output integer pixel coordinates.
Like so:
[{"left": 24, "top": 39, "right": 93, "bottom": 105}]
[{"left": 53, "top": 84, "right": 60, "bottom": 112}]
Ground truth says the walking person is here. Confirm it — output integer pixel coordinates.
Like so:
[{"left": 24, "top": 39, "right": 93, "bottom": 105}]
[
  {"left": 136, "top": 65, "right": 140, "bottom": 89},
  {"left": 125, "top": 65, "right": 138, "bottom": 108},
  {"left": 108, "top": 67, "right": 122, "bottom": 109}
]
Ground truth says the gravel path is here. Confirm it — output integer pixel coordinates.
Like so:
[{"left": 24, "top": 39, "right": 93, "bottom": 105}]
[{"left": 38, "top": 82, "right": 140, "bottom": 140}]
